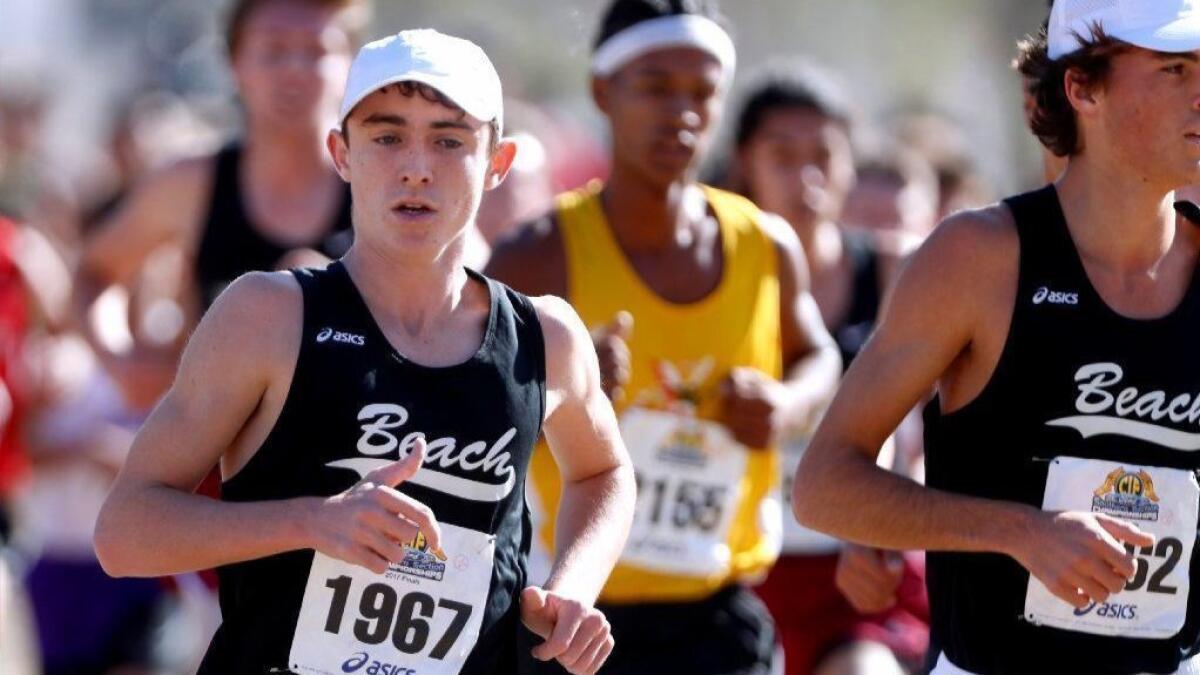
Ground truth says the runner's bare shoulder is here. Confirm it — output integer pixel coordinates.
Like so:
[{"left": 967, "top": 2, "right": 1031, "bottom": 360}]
[
  {"left": 190, "top": 270, "right": 303, "bottom": 383},
  {"left": 527, "top": 293, "right": 591, "bottom": 391},
  {"left": 485, "top": 211, "right": 566, "bottom": 298},
  {"left": 897, "top": 203, "right": 1019, "bottom": 308}
]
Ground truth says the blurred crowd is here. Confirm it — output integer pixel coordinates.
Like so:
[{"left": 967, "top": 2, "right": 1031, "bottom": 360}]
[{"left": 0, "top": 0, "right": 1034, "bottom": 673}]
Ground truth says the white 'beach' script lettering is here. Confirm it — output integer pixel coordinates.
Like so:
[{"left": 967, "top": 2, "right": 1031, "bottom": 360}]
[
  {"left": 1047, "top": 363, "right": 1200, "bottom": 450},
  {"left": 326, "top": 403, "right": 519, "bottom": 502}
]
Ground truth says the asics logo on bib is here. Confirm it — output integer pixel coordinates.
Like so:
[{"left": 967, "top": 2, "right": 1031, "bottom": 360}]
[
  {"left": 340, "top": 651, "right": 416, "bottom": 675},
  {"left": 1073, "top": 600, "right": 1138, "bottom": 620},
  {"left": 317, "top": 327, "right": 366, "bottom": 346},
  {"left": 1032, "top": 286, "right": 1079, "bottom": 305},
  {"left": 326, "top": 403, "right": 518, "bottom": 501},
  {"left": 1046, "top": 362, "right": 1200, "bottom": 450}
]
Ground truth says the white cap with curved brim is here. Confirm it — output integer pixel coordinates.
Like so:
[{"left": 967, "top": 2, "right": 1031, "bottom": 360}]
[
  {"left": 1049, "top": 0, "right": 1200, "bottom": 59},
  {"left": 338, "top": 29, "right": 503, "bottom": 133}
]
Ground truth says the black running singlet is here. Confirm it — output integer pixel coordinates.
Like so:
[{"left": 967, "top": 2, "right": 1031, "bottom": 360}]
[
  {"left": 924, "top": 185, "right": 1200, "bottom": 674},
  {"left": 198, "top": 261, "right": 545, "bottom": 675},
  {"left": 194, "top": 145, "right": 353, "bottom": 311},
  {"left": 832, "top": 231, "right": 881, "bottom": 368}
]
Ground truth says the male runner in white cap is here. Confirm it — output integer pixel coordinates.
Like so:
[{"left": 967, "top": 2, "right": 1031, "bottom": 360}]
[
  {"left": 795, "top": 1, "right": 1200, "bottom": 673},
  {"left": 95, "top": 29, "right": 635, "bottom": 675}
]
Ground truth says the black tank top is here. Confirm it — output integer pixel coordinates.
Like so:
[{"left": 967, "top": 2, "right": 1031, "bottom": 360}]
[
  {"left": 924, "top": 185, "right": 1200, "bottom": 674},
  {"left": 833, "top": 231, "right": 881, "bottom": 368},
  {"left": 198, "top": 261, "right": 545, "bottom": 675},
  {"left": 194, "top": 144, "right": 353, "bottom": 311}
]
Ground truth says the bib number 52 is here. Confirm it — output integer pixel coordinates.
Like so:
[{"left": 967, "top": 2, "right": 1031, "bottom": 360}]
[
  {"left": 323, "top": 576, "right": 472, "bottom": 660},
  {"left": 1124, "top": 537, "right": 1184, "bottom": 595}
]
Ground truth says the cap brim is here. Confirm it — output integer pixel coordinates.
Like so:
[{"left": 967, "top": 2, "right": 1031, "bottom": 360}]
[
  {"left": 339, "top": 71, "right": 494, "bottom": 127},
  {"left": 1114, "top": 15, "right": 1200, "bottom": 55}
]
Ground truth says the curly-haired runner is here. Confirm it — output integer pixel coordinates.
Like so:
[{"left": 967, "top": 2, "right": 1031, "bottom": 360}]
[{"left": 794, "top": 1, "right": 1200, "bottom": 673}]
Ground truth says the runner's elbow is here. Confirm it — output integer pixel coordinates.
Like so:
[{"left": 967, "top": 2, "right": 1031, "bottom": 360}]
[
  {"left": 790, "top": 444, "right": 843, "bottom": 533},
  {"left": 93, "top": 497, "right": 144, "bottom": 578}
]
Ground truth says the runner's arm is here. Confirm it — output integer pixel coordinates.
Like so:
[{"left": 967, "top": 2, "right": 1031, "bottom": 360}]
[
  {"left": 719, "top": 214, "right": 841, "bottom": 447},
  {"left": 771, "top": 213, "right": 842, "bottom": 428},
  {"left": 75, "top": 157, "right": 209, "bottom": 355},
  {"left": 93, "top": 272, "right": 315, "bottom": 576},
  {"left": 535, "top": 295, "right": 636, "bottom": 602},
  {"left": 792, "top": 209, "right": 1038, "bottom": 553}
]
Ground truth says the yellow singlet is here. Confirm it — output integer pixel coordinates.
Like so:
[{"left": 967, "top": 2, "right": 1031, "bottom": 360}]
[{"left": 527, "top": 181, "right": 783, "bottom": 604}]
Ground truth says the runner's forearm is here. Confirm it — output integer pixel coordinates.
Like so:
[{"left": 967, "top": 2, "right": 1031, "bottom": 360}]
[
  {"left": 781, "top": 341, "right": 841, "bottom": 432},
  {"left": 95, "top": 483, "right": 317, "bottom": 577},
  {"left": 793, "top": 445, "right": 1036, "bottom": 555},
  {"left": 545, "top": 463, "right": 636, "bottom": 601}
]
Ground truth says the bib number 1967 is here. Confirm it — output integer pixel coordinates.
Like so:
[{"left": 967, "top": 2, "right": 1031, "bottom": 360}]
[
  {"left": 290, "top": 524, "right": 494, "bottom": 675},
  {"left": 321, "top": 576, "right": 471, "bottom": 659}
]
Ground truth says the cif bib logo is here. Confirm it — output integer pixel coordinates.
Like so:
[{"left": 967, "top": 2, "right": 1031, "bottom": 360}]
[
  {"left": 397, "top": 530, "right": 449, "bottom": 582},
  {"left": 657, "top": 423, "right": 710, "bottom": 467},
  {"left": 1092, "top": 467, "right": 1161, "bottom": 521},
  {"left": 406, "top": 530, "right": 448, "bottom": 561}
]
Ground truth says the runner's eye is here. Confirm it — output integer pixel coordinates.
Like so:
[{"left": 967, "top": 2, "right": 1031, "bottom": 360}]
[
  {"left": 1162, "top": 63, "right": 1187, "bottom": 76},
  {"left": 436, "top": 138, "right": 463, "bottom": 150}
]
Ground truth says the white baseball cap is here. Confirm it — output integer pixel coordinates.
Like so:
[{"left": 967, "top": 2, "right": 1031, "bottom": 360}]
[
  {"left": 338, "top": 29, "right": 503, "bottom": 133},
  {"left": 1049, "top": 0, "right": 1200, "bottom": 59}
]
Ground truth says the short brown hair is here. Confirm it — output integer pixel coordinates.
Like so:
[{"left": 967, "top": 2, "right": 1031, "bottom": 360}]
[
  {"left": 1014, "top": 25, "right": 1130, "bottom": 157},
  {"left": 226, "top": 0, "right": 371, "bottom": 56}
]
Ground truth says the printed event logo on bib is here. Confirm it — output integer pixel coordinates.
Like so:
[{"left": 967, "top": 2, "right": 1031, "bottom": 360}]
[
  {"left": 1024, "top": 456, "right": 1199, "bottom": 639},
  {"left": 289, "top": 523, "right": 495, "bottom": 675}
]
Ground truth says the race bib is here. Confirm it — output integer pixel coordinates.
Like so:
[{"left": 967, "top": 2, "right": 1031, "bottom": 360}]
[
  {"left": 1024, "top": 456, "right": 1199, "bottom": 639},
  {"left": 619, "top": 407, "right": 747, "bottom": 576},
  {"left": 289, "top": 523, "right": 495, "bottom": 675}
]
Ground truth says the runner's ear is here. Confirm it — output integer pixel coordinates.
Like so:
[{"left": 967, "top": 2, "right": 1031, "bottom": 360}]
[
  {"left": 484, "top": 138, "right": 517, "bottom": 191},
  {"left": 327, "top": 128, "right": 352, "bottom": 183}
]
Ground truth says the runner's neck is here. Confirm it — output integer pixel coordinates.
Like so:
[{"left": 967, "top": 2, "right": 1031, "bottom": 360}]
[
  {"left": 341, "top": 241, "right": 475, "bottom": 341},
  {"left": 241, "top": 129, "right": 336, "bottom": 195},
  {"left": 1056, "top": 158, "right": 1183, "bottom": 276},
  {"left": 601, "top": 163, "right": 708, "bottom": 256}
]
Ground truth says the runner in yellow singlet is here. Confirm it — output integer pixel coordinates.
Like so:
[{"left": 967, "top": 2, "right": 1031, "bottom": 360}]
[{"left": 486, "top": 1, "right": 841, "bottom": 672}]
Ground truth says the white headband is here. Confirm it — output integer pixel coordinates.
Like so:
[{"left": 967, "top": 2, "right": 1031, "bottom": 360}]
[{"left": 592, "top": 14, "right": 736, "bottom": 79}]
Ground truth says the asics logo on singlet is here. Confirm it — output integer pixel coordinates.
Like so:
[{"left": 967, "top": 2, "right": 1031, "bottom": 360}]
[
  {"left": 316, "top": 327, "right": 365, "bottom": 346},
  {"left": 325, "top": 403, "right": 518, "bottom": 501},
  {"left": 1046, "top": 362, "right": 1200, "bottom": 450},
  {"left": 1032, "top": 286, "right": 1079, "bottom": 305}
]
